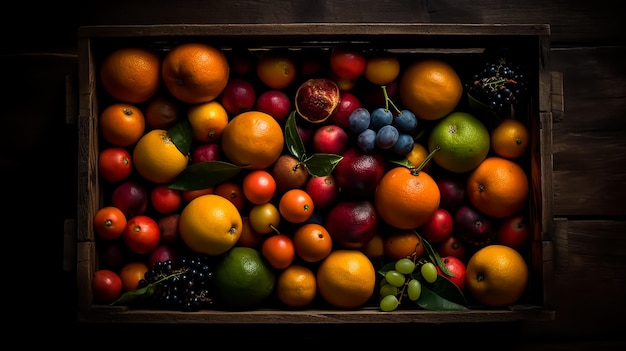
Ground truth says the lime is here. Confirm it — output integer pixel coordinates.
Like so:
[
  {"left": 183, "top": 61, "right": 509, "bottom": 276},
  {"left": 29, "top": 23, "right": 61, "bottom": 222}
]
[
  {"left": 213, "top": 247, "right": 276, "bottom": 309},
  {"left": 427, "top": 112, "right": 490, "bottom": 173}
]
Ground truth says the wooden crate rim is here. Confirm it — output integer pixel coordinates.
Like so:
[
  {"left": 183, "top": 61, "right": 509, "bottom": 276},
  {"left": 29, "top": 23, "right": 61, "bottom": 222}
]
[{"left": 78, "top": 23, "right": 551, "bottom": 39}]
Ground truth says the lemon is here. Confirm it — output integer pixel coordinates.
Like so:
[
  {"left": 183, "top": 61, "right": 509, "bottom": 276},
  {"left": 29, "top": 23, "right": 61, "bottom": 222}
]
[{"left": 213, "top": 247, "right": 276, "bottom": 309}]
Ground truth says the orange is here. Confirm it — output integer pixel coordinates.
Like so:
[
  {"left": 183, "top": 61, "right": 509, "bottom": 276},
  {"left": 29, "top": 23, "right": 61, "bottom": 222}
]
[
  {"left": 99, "top": 103, "right": 146, "bottom": 147},
  {"left": 466, "top": 157, "right": 529, "bottom": 218},
  {"left": 179, "top": 194, "right": 243, "bottom": 256},
  {"left": 93, "top": 206, "right": 127, "bottom": 240},
  {"left": 236, "top": 216, "right": 264, "bottom": 248},
  {"left": 399, "top": 59, "right": 463, "bottom": 121},
  {"left": 100, "top": 47, "right": 161, "bottom": 104},
  {"left": 221, "top": 111, "right": 284, "bottom": 170},
  {"left": 132, "top": 129, "right": 189, "bottom": 184},
  {"left": 361, "top": 233, "right": 384, "bottom": 259},
  {"left": 490, "top": 118, "right": 530, "bottom": 159},
  {"left": 316, "top": 249, "right": 376, "bottom": 309},
  {"left": 374, "top": 166, "right": 440, "bottom": 229},
  {"left": 144, "top": 96, "right": 180, "bottom": 130},
  {"left": 187, "top": 101, "right": 229, "bottom": 142},
  {"left": 256, "top": 50, "right": 297, "bottom": 89},
  {"left": 465, "top": 244, "right": 529, "bottom": 307},
  {"left": 276, "top": 265, "right": 317, "bottom": 308},
  {"left": 293, "top": 223, "right": 333, "bottom": 263},
  {"left": 405, "top": 142, "right": 430, "bottom": 171},
  {"left": 383, "top": 229, "right": 425, "bottom": 261},
  {"left": 162, "top": 42, "right": 230, "bottom": 104},
  {"left": 261, "top": 233, "right": 295, "bottom": 269},
  {"left": 364, "top": 54, "right": 400, "bottom": 86},
  {"left": 118, "top": 261, "right": 149, "bottom": 292},
  {"left": 278, "top": 189, "right": 315, "bottom": 224}
]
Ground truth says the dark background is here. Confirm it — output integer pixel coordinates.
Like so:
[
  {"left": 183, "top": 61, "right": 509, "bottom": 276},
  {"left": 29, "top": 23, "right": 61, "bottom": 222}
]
[{"left": 2, "top": 1, "right": 624, "bottom": 348}]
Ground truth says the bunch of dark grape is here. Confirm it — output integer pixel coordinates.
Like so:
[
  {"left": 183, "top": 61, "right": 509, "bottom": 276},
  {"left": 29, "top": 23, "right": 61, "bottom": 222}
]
[
  {"left": 348, "top": 107, "right": 418, "bottom": 156},
  {"left": 465, "top": 57, "right": 529, "bottom": 116},
  {"left": 137, "top": 254, "right": 216, "bottom": 312}
]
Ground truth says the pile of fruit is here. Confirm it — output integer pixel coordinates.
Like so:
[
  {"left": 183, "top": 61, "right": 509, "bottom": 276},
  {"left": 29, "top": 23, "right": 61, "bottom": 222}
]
[{"left": 90, "top": 42, "right": 534, "bottom": 312}]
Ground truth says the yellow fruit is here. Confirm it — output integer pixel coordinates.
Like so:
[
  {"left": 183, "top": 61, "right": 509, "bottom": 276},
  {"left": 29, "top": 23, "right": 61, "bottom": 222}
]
[
  {"left": 179, "top": 194, "right": 243, "bottom": 256},
  {"left": 361, "top": 233, "right": 384, "bottom": 259},
  {"left": 118, "top": 261, "right": 149, "bottom": 292},
  {"left": 399, "top": 59, "right": 463, "bottom": 121},
  {"left": 221, "top": 111, "right": 284, "bottom": 170},
  {"left": 187, "top": 101, "right": 229, "bottom": 143},
  {"left": 276, "top": 265, "right": 317, "bottom": 308},
  {"left": 132, "top": 129, "right": 189, "bottom": 184},
  {"left": 465, "top": 244, "right": 529, "bottom": 307},
  {"left": 213, "top": 247, "right": 276, "bottom": 309},
  {"left": 490, "top": 118, "right": 530, "bottom": 159},
  {"left": 316, "top": 249, "right": 376, "bottom": 309}
]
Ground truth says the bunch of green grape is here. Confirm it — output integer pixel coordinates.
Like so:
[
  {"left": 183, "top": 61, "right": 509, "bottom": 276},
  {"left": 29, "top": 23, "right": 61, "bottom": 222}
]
[{"left": 378, "top": 258, "right": 439, "bottom": 312}]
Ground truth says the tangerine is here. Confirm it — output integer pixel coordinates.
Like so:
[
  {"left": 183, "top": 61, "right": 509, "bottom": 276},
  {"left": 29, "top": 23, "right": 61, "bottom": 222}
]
[
  {"left": 132, "top": 129, "right": 189, "bottom": 184},
  {"left": 383, "top": 229, "right": 425, "bottom": 261},
  {"left": 93, "top": 206, "right": 127, "bottom": 240},
  {"left": 293, "top": 223, "right": 333, "bottom": 263},
  {"left": 465, "top": 244, "right": 529, "bottom": 307},
  {"left": 221, "top": 111, "right": 284, "bottom": 170},
  {"left": 490, "top": 118, "right": 530, "bottom": 159},
  {"left": 278, "top": 189, "right": 315, "bottom": 224},
  {"left": 162, "top": 42, "right": 230, "bottom": 104},
  {"left": 276, "top": 265, "right": 317, "bottom": 308},
  {"left": 361, "top": 233, "right": 384, "bottom": 259},
  {"left": 187, "top": 101, "right": 229, "bottom": 143},
  {"left": 374, "top": 166, "right": 440, "bottom": 229},
  {"left": 100, "top": 47, "right": 161, "bottom": 104},
  {"left": 399, "top": 59, "right": 463, "bottom": 121},
  {"left": 179, "top": 194, "right": 243, "bottom": 256},
  {"left": 256, "top": 50, "right": 297, "bottom": 89},
  {"left": 466, "top": 157, "right": 529, "bottom": 218},
  {"left": 118, "top": 261, "right": 149, "bottom": 292},
  {"left": 99, "top": 103, "right": 146, "bottom": 147},
  {"left": 316, "top": 250, "right": 376, "bottom": 309}
]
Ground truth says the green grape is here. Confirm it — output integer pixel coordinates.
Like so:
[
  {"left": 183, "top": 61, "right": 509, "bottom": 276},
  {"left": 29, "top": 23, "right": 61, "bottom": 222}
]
[
  {"left": 407, "top": 279, "right": 422, "bottom": 301},
  {"left": 379, "top": 284, "right": 398, "bottom": 297},
  {"left": 394, "top": 258, "right": 415, "bottom": 275},
  {"left": 421, "top": 262, "right": 438, "bottom": 283},
  {"left": 385, "top": 270, "right": 406, "bottom": 287},
  {"left": 379, "top": 294, "right": 399, "bottom": 312}
]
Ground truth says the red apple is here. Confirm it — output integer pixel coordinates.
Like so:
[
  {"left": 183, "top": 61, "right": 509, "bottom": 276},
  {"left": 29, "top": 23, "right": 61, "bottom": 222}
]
[
  {"left": 437, "top": 235, "right": 466, "bottom": 260},
  {"left": 436, "top": 256, "right": 467, "bottom": 291},
  {"left": 330, "top": 92, "right": 362, "bottom": 129},
  {"left": 437, "top": 176, "right": 466, "bottom": 212},
  {"left": 305, "top": 174, "right": 340, "bottom": 210},
  {"left": 453, "top": 204, "right": 496, "bottom": 248},
  {"left": 158, "top": 213, "right": 181, "bottom": 246},
  {"left": 324, "top": 200, "right": 379, "bottom": 249},
  {"left": 111, "top": 180, "right": 149, "bottom": 218},
  {"left": 219, "top": 77, "right": 256, "bottom": 114},
  {"left": 495, "top": 214, "right": 530, "bottom": 250},
  {"left": 421, "top": 208, "right": 453, "bottom": 243},
  {"left": 255, "top": 89, "right": 292, "bottom": 123},
  {"left": 148, "top": 244, "right": 178, "bottom": 268},
  {"left": 312, "top": 124, "right": 349, "bottom": 155},
  {"left": 329, "top": 46, "right": 366, "bottom": 80},
  {"left": 191, "top": 142, "right": 221, "bottom": 164}
]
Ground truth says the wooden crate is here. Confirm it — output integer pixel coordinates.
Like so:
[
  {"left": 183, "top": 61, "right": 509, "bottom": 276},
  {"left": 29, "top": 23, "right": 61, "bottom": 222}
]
[{"left": 75, "top": 23, "right": 557, "bottom": 324}]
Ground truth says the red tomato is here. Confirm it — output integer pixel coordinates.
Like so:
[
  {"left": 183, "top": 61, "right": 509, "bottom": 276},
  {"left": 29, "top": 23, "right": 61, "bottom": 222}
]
[
  {"left": 495, "top": 214, "right": 531, "bottom": 250},
  {"left": 329, "top": 46, "right": 366, "bottom": 80},
  {"left": 151, "top": 185, "right": 182, "bottom": 214},
  {"left": 123, "top": 215, "right": 160, "bottom": 254},
  {"left": 92, "top": 269, "right": 123, "bottom": 304},
  {"left": 98, "top": 147, "right": 133, "bottom": 182},
  {"left": 242, "top": 170, "right": 276, "bottom": 205},
  {"left": 261, "top": 233, "right": 295, "bottom": 269}
]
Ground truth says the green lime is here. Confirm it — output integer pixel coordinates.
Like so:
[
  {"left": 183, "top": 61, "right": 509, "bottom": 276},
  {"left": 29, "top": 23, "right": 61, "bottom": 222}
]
[
  {"left": 213, "top": 247, "right": 276, "bottom": 309},
  {"left": 427, "top": 112, "right": 490, "bottom": 173}
]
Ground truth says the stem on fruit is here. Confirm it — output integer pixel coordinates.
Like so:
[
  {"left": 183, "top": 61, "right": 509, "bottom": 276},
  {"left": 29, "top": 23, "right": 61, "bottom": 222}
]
[
  {"left": 412, "top": 146, "right": 440, "bottom": 174},
  {"left": 381, "top": 85, "right": 402, "bottom": 115},
  {"left": 269, "top": 224, "right": 281, "bottom": 234}
]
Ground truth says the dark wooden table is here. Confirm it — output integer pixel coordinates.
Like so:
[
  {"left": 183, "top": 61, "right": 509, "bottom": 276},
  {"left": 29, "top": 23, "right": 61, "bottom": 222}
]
[{"left": 3, "top": 1, "right": 623, "bottom": 349}]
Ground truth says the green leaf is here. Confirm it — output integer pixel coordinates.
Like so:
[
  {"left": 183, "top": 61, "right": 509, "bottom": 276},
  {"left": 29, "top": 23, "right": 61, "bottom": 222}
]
[
  {"left": 389, "top": 158, "right": 415, "bottom": 169},
  {"left": 168, "top": 119, "right": 193, "bottom": 156},
  {"left": 414, "top": 282, "right": 468, "bottom": 311},
  {"left": 417, "top": 231, "right": 453, "bottom": 276},
  {"left": 112, "top": 284, "right": 156, "bottom": 306},
  {"left": 284, "top": 111, "right": 306, "bottom": 161},
  {"left": 303, "top": 153, "right": 343, "bottom": 177},
  {"left": 413, "top": 269, "right": 468, "bottom": 308},
  {"left": 168, "top": 161, "right": 245, "bottom": 191}
]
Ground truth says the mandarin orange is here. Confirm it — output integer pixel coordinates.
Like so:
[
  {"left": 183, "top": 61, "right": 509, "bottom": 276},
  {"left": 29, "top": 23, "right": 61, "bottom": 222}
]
[{"left": 100, "top": 47, "right": 161, "bottom": 104}]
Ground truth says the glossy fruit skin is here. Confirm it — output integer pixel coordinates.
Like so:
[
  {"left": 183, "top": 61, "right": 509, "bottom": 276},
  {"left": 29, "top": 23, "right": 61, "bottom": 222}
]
[
  {"left": 436, "top": 256, "right": 467, "bottom": 291},
  {"left": 242, "top": 170, "right": 277, "bottom": 205},
  {"left": 157, "top": 213, "right": 181, "bottom": 246},
  {"left": 93, "top": 206, "right": 127, "bottom": 240},
  {"left": 256, "top": 50, "right": 297, "bottom": 89},
  {"left": 278, "top": 189, "right": 315, "bottom": 224},
  {"left": 119, "top": 261, "right": 149, "bottom": 292},
  {"left": 436, "top": 177, "right": 466, "bottom": 212},
  {"left": 249, "top": 203, "right": 281, "bottom": 235},
  {"left": 150, "top": 185, "right": 181, "bottom": 214},
  {"left": 99, "top": 103, "right": 146, "bottom": 147},
  {"left": 270, "top": 154, "right": 309, "bottom": 194},
  {"left": 329, "top": 46, "right": 366, "bottom": 80},
  {"left": 98, "top": 147, "right": 133, "bottom": 183},
  {"left": 495, "top": 214, "right": 530, "bottom": 250},
  {"left": 220, "top": 77, "right": 256, "bottom": 115},
  {"left": 111, "top": 180, "right": 149, "bottom": 218},
  {"left": 437, "top": 234, "right": 466, "bottom": 260},
  {"left": 324, "top": 200, "right": 379, "bottom": 249},
  {"left": 214, "top": 181, "right": 246, "bottom": 212},
  {"left": 261, "top": 233, "right": 295, "bottom": 269},
  {"left": 364, "top": 55, "right": 401, "bottom": 86},
  {"left": 122, "top": 215, "right": 161, "bottom": 254},
  {"left": 92, "top": 269, "right": 123, "bottom": 304},
  {"left": 293, "top": 223, "right": 333, "bottom": 263},
  {"left": 148, "top": 244, "right": 178, "bottom": 269},
  {"left": 312, "top": 124, "right": 349, "bottom": 155},
  {"left": 333, "top": 147, "right": 385, "bottom": 199},
  {"left": 421, "top": 208, "right": 454, "bottom": 243},
  {"left": 453, "top": 204, "right": 496, "bottom": 249},
  {"left": 255, "top": 89, "right": 292, "bottom": 123},
  {"left": 305, "top": 175, "right": 340, "bottom": 210},
  {"left": 330, "top": 92, "right": 362, "bottom": 129},
  {"left": 191, "top": 143, "right": 221, "bottom": 164}
]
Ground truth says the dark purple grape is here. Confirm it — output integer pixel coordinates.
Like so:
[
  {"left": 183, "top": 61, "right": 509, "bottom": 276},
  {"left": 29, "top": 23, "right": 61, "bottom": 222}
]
[
  {"left": 375, "top": 124, "right": 399, "bottom": 150},
  {"left": 348, "top": 107, "right": 371, "bottom": 134},
  {"left": 393, "top": 109, "right": 418, "bottom": 133},
  {"left": 391, "top": 133, "right": 415, "bottom": 156},
  {"left": 357, "top": 128, "right": 377, "bottom": 153},
  {"left": 370, "top": 107, "right": 393, "bottom": 131}
]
